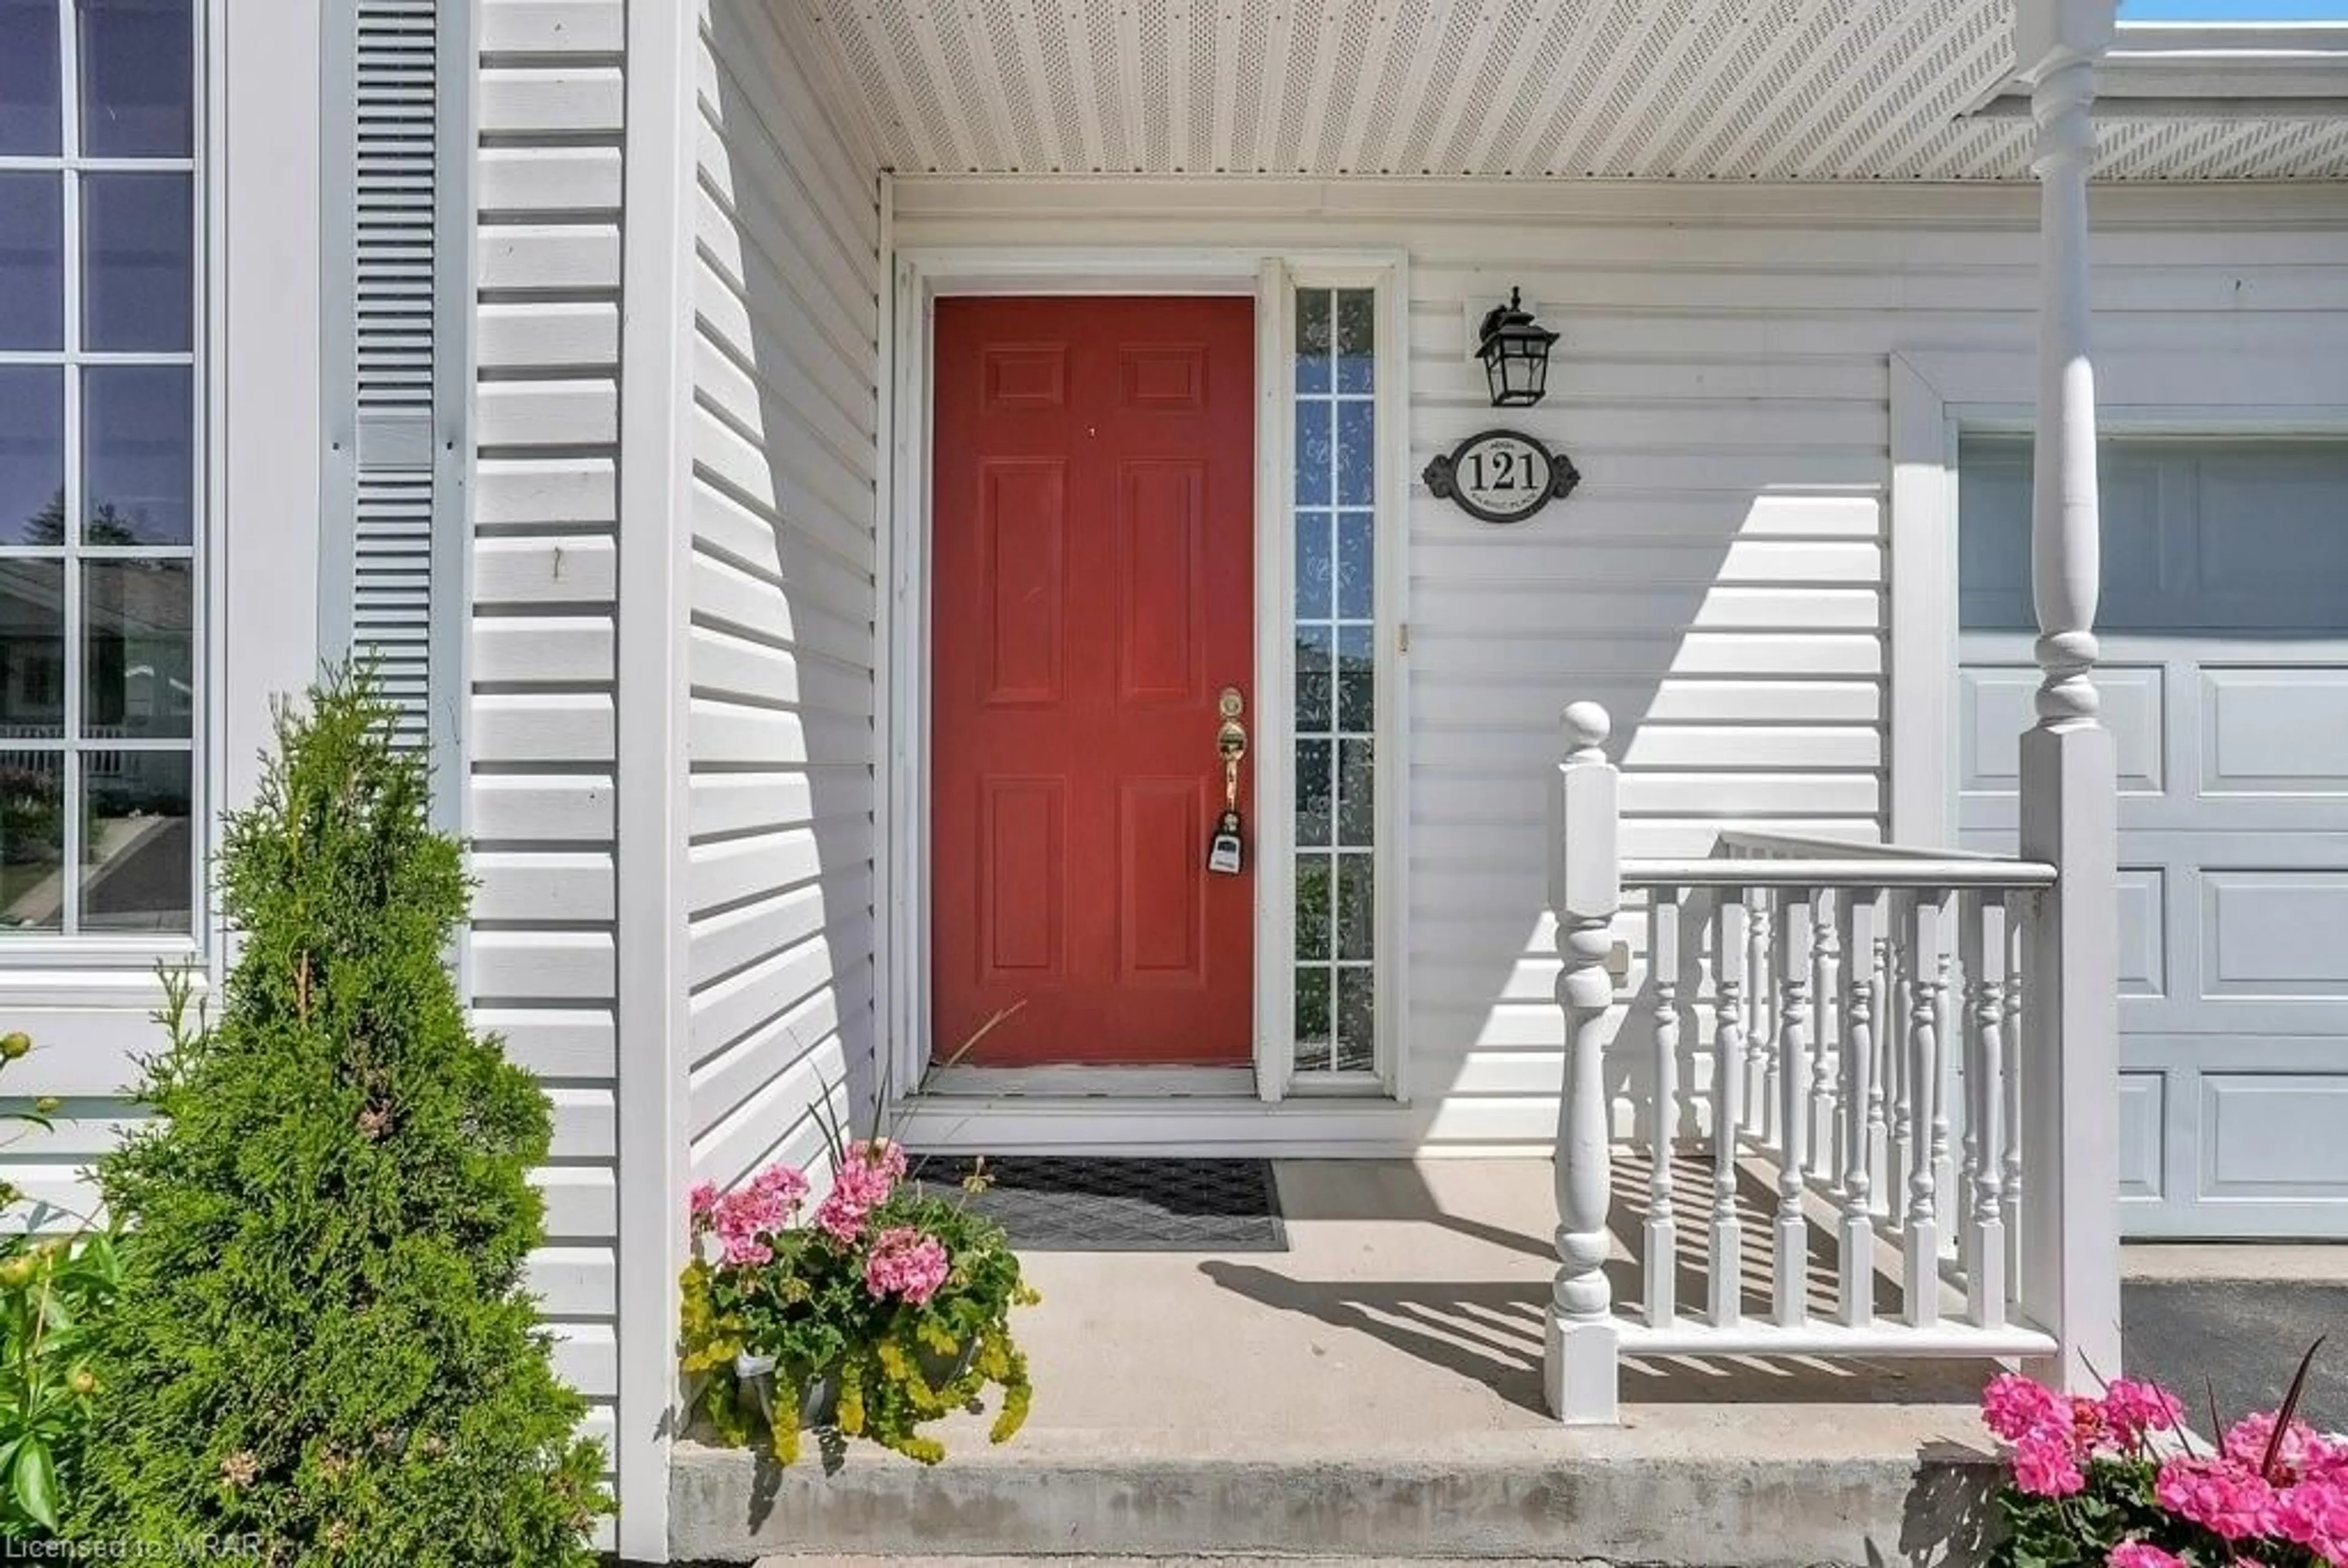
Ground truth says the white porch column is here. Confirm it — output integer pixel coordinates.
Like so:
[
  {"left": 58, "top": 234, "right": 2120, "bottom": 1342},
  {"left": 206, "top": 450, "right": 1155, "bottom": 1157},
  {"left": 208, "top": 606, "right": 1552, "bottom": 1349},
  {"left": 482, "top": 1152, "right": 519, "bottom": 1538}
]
[
  {"left": 1548, "top": 703, "right": 1620, "bottom": 1423},
  {"left": 2014, "top": 0, "right": 2123, "bottom": 1394}
]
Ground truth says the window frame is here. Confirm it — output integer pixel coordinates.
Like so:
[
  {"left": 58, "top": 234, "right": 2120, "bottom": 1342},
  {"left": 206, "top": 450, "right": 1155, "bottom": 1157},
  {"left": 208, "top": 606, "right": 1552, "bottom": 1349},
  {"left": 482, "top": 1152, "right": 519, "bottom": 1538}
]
[{"left": 0, "top": 0, "right": 210, "bottom": 967}]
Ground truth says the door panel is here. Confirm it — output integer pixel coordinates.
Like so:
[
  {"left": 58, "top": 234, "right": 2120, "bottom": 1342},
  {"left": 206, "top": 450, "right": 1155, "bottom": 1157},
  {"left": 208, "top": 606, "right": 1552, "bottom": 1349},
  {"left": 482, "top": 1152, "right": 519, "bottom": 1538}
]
[
  {"left": 1959, "top": 438, "right": 2348, "bottom": 1236},
  {"left": 932, "top": 296, "right": 1256, "bottom": 1067}
]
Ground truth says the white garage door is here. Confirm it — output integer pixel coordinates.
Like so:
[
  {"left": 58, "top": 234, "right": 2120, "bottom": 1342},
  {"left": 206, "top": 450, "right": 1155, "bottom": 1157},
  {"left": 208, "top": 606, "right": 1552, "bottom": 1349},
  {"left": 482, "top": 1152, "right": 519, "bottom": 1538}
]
[{"left": 1958, "top": 438, "right": 2348, "bottom": 1239}]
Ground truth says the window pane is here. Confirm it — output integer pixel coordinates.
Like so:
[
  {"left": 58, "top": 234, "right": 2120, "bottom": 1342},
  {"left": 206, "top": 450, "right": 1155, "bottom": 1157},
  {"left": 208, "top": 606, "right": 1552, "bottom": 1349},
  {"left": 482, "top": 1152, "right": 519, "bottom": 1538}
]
[
  {"left": 1294, "top": 626, "right": 1331, "bottom": 734},
  {"left": 0, "top": 368, "right": 64, "bottom": 546},
  {"left": 84, "top": 559, "right": 191, "bottom": 739},
  {"left": 1337, "top": 402, "right": 1375, "bottom": 506},
  {"left": 0, "top": 173, "right": 64, "bottom": 351},
  {"left": 1294, "top": 402, "right": 1330, "bottom": 506},
  {"left": 83, "top": 171, "right": 193, "bottom": 352},
  {"left": 1335, "top": 968, "right": 1374, "bottom": 1073},
  {"left": 1336, "top": 625, "right": 1373, "bottom": 733},
  {"left": 78, "top": 0, "right": 192, "bottom": 157},
  {"left": 1294, "top": 738, "right": 1331, "bottom": 846},
  {"left": 83, "top": 748, "right": 190, "bottom": 932},
  {"left": 1335, "top": 856, "right": 1374, "bottom": 962},
  {"left": 1335, "top": 289, "right": 1375, "bottom": 394},
  {"left": 1336, "top": 511, "right": 1374, "bottom": 620},
  {"left": 0, "top": 751, "right": 64, "bottom": 932},
  {"left": 84, "top": 365, "right": 192, "bottom": 545},
  {"left": 1337, "top": 738, "right": 1373, "bottom": 847},
  {"left": 1295, "top": 853, "right": 1330, "bottom": 962},
  {"left": 1293, "top": 510, "right": 1331, "bottom": 620},
  {"left": 1294, "top": 288, "right": 1331, "bottom": 396},
  {"left": 0, "top": 0, "right": 61, "bottom": 155},
  {"left": 1293, "top": 968, "right": 1331, "bottom": 1073},
  {"left": 0, "top": 561, "right": 65, "bottom": 737}
]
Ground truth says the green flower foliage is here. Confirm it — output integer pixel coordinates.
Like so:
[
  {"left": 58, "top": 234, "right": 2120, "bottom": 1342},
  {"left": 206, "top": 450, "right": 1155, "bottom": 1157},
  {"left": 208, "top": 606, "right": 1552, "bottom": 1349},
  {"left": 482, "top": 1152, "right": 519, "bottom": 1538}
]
[{"left": 62, "top": 668, "right": 610, "bottom": 1564}]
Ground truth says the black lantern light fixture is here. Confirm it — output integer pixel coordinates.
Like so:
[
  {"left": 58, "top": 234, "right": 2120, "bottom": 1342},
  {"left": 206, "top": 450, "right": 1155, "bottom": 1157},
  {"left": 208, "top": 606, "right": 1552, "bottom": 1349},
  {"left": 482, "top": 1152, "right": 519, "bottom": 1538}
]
[{"left": 1475, "top": 287, "right": 1559, "bottom": 408}]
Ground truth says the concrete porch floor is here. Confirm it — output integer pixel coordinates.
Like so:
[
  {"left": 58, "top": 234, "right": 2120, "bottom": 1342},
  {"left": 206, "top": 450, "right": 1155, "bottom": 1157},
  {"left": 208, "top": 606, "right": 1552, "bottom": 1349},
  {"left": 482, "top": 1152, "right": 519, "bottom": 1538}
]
[{"left": 673, "top": 1160, "right": 2011, "bottom": 1565}]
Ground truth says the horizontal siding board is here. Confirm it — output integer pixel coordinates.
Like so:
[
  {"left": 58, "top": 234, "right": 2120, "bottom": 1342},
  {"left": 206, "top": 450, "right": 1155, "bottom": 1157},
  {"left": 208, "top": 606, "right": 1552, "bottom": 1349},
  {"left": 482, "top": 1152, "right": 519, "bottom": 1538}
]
[
  {"left": 480, "top": 0, "right": 624, "bottom": 56},
  {"left": 472, "top": 775, "right": 617, "bottom": 841},
  {"left": 478, "top": 66, "right": 624, "bottom": 134},
  {"left": 478, "top": 145, "right": 624, "bottom": 213},
  {"left": 476, "top": 536, "right": 621, "bottom": 605},
  {"left": 479, "top": 301, "right": 622, "bottom": 371}
]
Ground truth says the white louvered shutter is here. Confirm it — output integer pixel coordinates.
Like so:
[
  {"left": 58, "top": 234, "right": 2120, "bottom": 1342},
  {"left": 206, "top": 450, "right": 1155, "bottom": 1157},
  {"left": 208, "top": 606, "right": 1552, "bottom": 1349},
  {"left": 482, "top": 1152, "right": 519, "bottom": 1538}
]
[{"left": 322, "top": 0, "right": 469, "bottom": 826}]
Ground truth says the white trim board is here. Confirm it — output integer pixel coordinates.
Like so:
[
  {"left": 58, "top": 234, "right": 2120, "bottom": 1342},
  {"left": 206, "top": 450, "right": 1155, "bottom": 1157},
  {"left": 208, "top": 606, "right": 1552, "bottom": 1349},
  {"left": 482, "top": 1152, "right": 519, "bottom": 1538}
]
[
  {"left": 611, "top": 0, "right": 698, "bottom": 1555},
  {"left": 879, "top": 246, "right": 1412, "bottom": 1126},
  {"left": 1886, "top": 345, "right": 2348, "bottom": 848}
]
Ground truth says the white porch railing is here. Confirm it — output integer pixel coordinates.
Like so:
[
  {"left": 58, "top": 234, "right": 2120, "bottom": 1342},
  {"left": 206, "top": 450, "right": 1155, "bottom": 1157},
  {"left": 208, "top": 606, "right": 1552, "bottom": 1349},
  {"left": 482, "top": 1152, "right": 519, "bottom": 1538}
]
[{"left": 1543, "top": 704, "right": 2117, "bottom": 1423}]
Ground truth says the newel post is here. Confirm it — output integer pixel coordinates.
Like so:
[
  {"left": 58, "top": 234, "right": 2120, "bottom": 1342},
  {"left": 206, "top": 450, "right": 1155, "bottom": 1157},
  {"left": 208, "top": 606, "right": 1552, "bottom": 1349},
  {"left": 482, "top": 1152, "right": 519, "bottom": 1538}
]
[
  {"left": 1548, "top": 701, "right": 1620, "bottom": 1423},
  {"left": 2015, "top": 0, "right": 2122, "bottom": 1393}
]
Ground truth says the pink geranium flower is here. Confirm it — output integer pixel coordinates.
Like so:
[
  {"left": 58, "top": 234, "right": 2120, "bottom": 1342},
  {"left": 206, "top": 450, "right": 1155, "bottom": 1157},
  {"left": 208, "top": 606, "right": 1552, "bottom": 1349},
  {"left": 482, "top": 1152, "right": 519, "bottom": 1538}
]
[
  {"left": 2102, "top": 1378, "right": 2185, "bottom": 1446},
  {"left": 863, "top": 1226, "right": 950, "bottom": 1306},
  {"left": 813, "top": 1140, "right": 909, "bottom": 1245},
  {"left": 2107, "top": 1544, "right": 2185, "bottom": 1568},
  {"left": 2013, "top": 1429, "right": 2086, "bottom": 1498},
  {"left": 1984, "top": 1372, "right": 2070, "bottom": 1445},
  {"left": 2157, "top": 1455, "right": 2280, "bottom": 1542},
  {"left": 2275, "top": 1474, "right": 2348, "bottom": 1561}
]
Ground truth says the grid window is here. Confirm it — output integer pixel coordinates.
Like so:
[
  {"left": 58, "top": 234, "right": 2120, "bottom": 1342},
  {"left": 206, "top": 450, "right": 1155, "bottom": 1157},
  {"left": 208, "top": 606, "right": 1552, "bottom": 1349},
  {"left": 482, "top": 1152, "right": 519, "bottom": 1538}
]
[
  {"left": 0, "top": 0, "right": 197, "bottom": 938},
  {"left": 1291, "top": 287, "right": 1377, "bottom": 1074}
]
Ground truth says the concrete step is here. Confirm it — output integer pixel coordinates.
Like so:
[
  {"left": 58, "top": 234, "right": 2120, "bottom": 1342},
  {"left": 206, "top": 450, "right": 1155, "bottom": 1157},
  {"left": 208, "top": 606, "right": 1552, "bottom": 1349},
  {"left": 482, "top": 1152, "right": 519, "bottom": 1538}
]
[{"left": 669, "top": 1407, "right": 2004, "bottom": 1567}]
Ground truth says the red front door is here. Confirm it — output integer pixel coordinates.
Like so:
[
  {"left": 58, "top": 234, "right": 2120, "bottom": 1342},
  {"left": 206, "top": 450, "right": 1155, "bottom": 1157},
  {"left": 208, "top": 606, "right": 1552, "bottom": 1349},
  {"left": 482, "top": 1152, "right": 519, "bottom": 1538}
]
[{"left": 931, "top": 296, "right": 1256, "bottom": 1067}]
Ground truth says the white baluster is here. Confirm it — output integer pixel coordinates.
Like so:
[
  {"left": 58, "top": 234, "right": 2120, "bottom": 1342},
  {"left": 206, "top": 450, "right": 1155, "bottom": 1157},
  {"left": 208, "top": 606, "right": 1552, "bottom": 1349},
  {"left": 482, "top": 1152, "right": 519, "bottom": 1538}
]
[
  {"left": 1904, "top": 891, "right": 1949, "bottom": 1327},
  {"left": 1747, "top": 896, "right": 1773, "bottom": 1140},
  {"left": 1938, "top": 948, "right": 1961, "bottom": 1261},
  {"left": 1867, "top": 927, "right": 1892, "bottom": 1219},
  {"left": 1958, "top": 900, "right": 1982, "bottom": 1275},
  {"left": 1647, "top": 896, "right": 1681, "bottom": 1329},
  {"left": 2005, "top": 892, "right": 2029, "bottom": 1312},
  {"left": 1837, "top": 889, "right": 1881, "bottom": 1328},
  {"left": 1773, "top": 889, "right": 1814, "bottom": 1327},
  {"left": 1548, "top": 702, "right": 1619, "bottom": 1423},
  {"left": 1810, "top": 888, "right": 1840, "bottom": 1185},
  {"left": 1886, "top": 895, "right": 1914, "bottom": 1232},
  {"left": 1963, "top": 893, "right": 2010, "bottom": 1328},
  {"left": 1710, "top": 889, "right": 1747, "bottom": 1328}
]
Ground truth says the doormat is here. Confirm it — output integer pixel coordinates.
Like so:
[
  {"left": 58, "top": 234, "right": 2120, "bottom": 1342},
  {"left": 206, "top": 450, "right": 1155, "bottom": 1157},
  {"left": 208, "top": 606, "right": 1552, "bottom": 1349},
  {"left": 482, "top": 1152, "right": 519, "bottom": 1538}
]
[{"left": 910, "top": 1156, "right": 1287, "bottom": 1253}]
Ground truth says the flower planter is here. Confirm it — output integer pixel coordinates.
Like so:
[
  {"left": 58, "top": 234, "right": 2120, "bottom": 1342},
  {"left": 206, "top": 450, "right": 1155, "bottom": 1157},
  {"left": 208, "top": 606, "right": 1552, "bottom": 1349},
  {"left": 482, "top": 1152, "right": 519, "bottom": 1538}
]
[
  {"left": 682, "top": 1144, "right": 1038, "bottom": 1462},
  {"left": 732, "top": 1352, "right": 837, "bottom": 1429}
]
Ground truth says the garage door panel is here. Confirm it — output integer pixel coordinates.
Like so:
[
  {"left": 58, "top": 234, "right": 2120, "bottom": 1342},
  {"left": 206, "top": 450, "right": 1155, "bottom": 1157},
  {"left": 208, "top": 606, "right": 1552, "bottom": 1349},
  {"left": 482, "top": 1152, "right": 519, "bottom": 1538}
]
[
  {"left": 2116, "top": 866, "right": 2169, "bottom": 1000},
  {"left": 2201, "top": 668, "right": 2348, "bottom": 795},
  {"left": 2202, "top": 1075, "right": 2348, "bottom": 1201},
  {"left": 2202, "top": 870, "right": 2348, "bottom": 1002},
  {"left": 1959, "top": 437, "right": 2348, "bottom": 1237},
  {"left": 1959, "top": 657, "right": 2166, "bottom": 798},
  {"left": 2117, "top": 1071, "right": 2166, "bottom": 1203}
]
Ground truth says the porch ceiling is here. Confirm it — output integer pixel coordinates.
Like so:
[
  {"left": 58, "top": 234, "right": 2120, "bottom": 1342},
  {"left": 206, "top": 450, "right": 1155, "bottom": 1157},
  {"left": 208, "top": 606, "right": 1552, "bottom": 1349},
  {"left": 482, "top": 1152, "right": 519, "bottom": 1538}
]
[{"left": 802, "top": 2, "right": 2348, "bottom": 182}]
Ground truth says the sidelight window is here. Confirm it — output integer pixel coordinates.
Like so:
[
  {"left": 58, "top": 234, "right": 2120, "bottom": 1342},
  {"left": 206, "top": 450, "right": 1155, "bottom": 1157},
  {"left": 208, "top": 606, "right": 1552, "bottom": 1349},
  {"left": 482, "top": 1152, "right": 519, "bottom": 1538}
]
[{"left": 1290, "top": 286, "right": 1378, "bottom": 1075}]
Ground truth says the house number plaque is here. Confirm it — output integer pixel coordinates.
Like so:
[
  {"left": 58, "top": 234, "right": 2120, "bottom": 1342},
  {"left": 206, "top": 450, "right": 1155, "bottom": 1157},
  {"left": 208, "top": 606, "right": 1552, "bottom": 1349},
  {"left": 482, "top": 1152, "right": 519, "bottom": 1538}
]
[{"left": 1422, "top": 430, "right": 1581, "bottom": 525}]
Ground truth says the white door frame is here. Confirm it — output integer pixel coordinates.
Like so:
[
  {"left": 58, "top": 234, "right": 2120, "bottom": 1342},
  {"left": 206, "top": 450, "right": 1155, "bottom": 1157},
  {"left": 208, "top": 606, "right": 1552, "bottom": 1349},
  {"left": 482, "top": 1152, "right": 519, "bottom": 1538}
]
[{"left": 877, "top": 244, "right": 1411, "bottom": 1113}]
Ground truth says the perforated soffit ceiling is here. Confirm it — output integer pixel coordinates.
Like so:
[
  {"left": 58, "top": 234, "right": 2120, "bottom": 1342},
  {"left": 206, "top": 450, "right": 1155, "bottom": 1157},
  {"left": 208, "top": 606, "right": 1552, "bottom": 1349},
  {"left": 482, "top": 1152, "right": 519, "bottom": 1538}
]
[{"left": 802, "top": 1, "right": 2348, "bottom": 181}]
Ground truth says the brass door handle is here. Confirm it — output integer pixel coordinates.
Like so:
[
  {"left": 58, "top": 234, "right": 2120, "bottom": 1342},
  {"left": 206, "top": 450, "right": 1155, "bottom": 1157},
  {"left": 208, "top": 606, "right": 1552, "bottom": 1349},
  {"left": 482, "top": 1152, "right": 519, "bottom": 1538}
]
[{"left": 1217, "top": 687, "right": 1246, "bottom": 809}]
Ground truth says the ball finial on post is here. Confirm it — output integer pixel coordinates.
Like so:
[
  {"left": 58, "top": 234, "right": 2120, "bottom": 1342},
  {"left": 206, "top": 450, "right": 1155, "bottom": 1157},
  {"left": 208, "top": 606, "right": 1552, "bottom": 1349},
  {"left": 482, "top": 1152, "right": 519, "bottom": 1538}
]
[{"left": 1562, "top": 701, "right": 1611, "bottom": 758}]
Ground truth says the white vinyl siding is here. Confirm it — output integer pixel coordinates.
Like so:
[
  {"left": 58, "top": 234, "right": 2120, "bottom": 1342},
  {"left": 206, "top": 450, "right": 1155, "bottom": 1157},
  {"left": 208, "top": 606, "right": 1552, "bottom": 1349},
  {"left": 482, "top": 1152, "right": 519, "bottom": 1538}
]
[
  {"left": 684, "top": 0, "right": 880, "bottom": 1191},
  {"left": 891, "top": 177, "right": 2348, "bottom": 1149},
  {"left": 471, "top": 0, "right": 624, "bottom": 1466}
]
